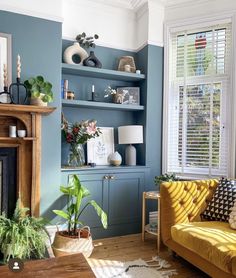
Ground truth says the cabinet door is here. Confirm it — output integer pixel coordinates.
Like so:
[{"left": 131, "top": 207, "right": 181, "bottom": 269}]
[
  {"left": 107, "top": 172, "right": 144, "bottom": 226},
  {"left": 69, "top": 173, "right": 106, "bottom": 229}
]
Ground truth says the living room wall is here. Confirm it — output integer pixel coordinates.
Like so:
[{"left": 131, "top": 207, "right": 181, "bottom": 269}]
[
  {"left": 0, "top": 9, "right": 163, "bottom": 220},
  {"left": 0, "top": 10, "right": 62, "bottom": 217}
]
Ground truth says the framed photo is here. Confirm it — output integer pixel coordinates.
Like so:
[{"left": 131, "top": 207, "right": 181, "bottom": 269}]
[
  {"left": 87, "top": 127, "right": 114, "bottom": 165},
  {"left": 116, "top": 87, "right": 140, "bottom": 105}
]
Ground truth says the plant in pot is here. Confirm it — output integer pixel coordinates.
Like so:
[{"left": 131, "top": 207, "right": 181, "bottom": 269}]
[
  {"left": 24, "top": 75, "right": 54, "bottom": 106},
  {"left": 0, "top": 200, "right": 49, "bottom": 263},
  {"left": 52, "top": 174, "right": 107, "bottom": 258},
  {"left": 154, "top": 173, "right": 178, "bottom": 188}
]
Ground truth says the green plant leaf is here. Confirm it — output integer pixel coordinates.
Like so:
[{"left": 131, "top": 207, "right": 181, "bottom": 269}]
[
  {"left": 81, "top": 186, "right": 90, "bottom": 198},
  {"left": 89, "top": 200, "right": 108, "bottom": 229},
  {"left": 53, "top": 210, "right": 70, "bottom": 220},
  {"left": 36, "top": 76, "right": 44, "bottom": 83},
  {"left": 28, "top": 78, "right": 35, "bottom": 85}
]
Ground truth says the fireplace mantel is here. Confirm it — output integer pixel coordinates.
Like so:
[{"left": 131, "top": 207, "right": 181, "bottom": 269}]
[{"left": 0, "top": 104, "right": 56, "bottom": 216}]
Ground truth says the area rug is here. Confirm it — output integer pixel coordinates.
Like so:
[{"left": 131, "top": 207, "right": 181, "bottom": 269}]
[{"left": 91, "top": 256, "right": 177, "bottom": 278}]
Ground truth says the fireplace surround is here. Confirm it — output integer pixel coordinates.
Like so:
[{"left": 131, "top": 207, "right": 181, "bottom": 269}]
[{"left": 0, "top": 104, "right": 55, "bottom": 216}]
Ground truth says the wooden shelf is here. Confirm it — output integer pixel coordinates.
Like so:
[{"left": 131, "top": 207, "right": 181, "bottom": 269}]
[
  {"left": 0, "top": 137, "right": 36, "bottom": 141},
  {"left": 62, "top": 99, "right": 145, "bottom": 111},
  {"left": 0, "top": 104, "right": 56, "bottom": 115},
  {"left": 61, "top": 63, "right": 146, "bottom": 82},
  {"left": 145, "top": 224, "right": 157, "bottom": 236}
]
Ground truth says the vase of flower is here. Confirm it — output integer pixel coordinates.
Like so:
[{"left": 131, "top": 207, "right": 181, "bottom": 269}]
[
  {"left": 63, "top": 119, "right": 101, "bottom": 167},
  {"left": 68, "top": 143, "right": 85, "bottom": 167}
]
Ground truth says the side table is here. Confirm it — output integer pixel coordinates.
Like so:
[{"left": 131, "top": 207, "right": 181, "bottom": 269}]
[{"left": 142, "top": 191, "right": 160, "bottom": 253}]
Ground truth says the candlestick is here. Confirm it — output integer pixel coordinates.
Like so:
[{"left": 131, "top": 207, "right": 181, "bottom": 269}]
[
  {"left": 3, "top": 64, "right": 7, "bottom": 87},
  {"left": 17, "top": 54, "right": 21, "bottom": 79}
]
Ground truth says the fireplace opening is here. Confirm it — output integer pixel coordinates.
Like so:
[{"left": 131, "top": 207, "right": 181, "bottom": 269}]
[{"left": 0, "top": 148, "right": 17, "bottom": 217}]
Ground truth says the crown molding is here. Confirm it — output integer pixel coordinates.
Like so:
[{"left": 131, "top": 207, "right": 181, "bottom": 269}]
[{"left": 165, "top": 0, "right": 214, "bottom": 8}]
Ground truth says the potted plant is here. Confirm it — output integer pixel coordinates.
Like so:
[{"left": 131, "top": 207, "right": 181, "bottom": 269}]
[
  {"left": 52, "top": 174, "right": 107, "bottom": 258},
  {"left": 154, "top": 173, "right": 178, "bottom": 187},
  {"left": 24, "top": 75, "right": 54, "bottom": 106},
  {"left": 0, "top": 200, "right": 49, "bottom": 263}
]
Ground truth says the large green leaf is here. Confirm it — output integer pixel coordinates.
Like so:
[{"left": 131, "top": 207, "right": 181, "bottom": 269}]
[
  {"left": 89, "top": 200, "right": 108, "bottom": 229},
  {"left": 53, "top": 210, "right": 70, "bottom": 220},
  {"left": 81, "top": 186, "right": 90, "bottom": 198}
]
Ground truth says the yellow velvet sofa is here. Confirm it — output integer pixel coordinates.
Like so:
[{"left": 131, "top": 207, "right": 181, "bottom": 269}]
[{"left": 160, "top": 179, "right": 236, "bottom": 278}]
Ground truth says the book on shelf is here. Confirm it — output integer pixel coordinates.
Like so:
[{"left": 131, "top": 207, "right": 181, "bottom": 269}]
[{"left": 61, "top": 79, "right": 69, "bottom": 99}]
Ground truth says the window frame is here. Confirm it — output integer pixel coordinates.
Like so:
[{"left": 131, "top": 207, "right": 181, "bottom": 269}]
[{"left": 163, "top": 13, "right": 236, "bottom": 179}]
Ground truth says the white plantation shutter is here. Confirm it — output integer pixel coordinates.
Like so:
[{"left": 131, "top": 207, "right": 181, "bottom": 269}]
[{"left": 167, "top": 23, "right": 232, "bottom": 177}]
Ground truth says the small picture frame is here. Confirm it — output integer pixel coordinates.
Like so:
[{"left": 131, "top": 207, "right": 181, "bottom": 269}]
[
  {"left": 116, "top": 87, "right": 140, "bottom": 105},
  {"left": 87, "top": 127, "right": 114, "bottom": 165}
]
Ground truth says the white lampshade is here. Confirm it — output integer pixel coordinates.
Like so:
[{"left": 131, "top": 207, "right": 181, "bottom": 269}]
[{"left": 118, "top": 125, "right": 143, "bottom": 144}]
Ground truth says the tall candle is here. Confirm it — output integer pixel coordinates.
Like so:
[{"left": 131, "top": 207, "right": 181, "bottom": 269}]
[
  {"left": 17, "top": 54, "right": 21, "bottom": 79},
  {"left": 3, "top": 64, "right": 7, "bottom": 87}
]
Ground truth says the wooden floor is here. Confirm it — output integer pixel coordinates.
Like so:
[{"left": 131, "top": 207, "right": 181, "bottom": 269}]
[{"left": 87, "top": 233, "right": 209, "bottom": 278}]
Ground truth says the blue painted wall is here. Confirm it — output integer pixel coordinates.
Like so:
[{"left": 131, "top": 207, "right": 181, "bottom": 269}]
[
  {"left": 137, "top": 45, "right": 163, "bottom": 190},
  {"left": 0, "top": 11, "right": 163, "bottom": 223},
  {"left": 0, "top": 10, "right": 62, "bottom": 218}
]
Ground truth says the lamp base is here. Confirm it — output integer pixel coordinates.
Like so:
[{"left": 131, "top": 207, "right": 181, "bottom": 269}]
[{"left": 125, "top": 144, "right": 136, "bottom": 166}]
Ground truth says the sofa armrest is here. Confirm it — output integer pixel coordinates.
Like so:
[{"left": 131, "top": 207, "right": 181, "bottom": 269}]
[{"left": 160, "top": 179, "right": 218, "bottom": 244}]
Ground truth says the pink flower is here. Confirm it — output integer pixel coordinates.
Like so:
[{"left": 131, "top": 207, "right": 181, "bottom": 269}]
[{"left": 86, "top": 121, "right": 97, "bottom": 135}]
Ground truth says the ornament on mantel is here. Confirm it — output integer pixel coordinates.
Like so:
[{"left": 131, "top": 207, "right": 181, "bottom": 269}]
[
  {"left": 9, "top": 54, "right": 28, "bottom": 104},
  {"left": 0, "top": 63, "right": 13, "bottom": 104}
]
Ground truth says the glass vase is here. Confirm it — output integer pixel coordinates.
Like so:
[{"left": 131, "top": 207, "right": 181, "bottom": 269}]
[{"left": 68, "top": 144, "right": 85, "bottom": 167}]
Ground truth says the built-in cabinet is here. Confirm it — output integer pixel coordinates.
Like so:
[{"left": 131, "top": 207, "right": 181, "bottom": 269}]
[
  {"left": 60, "top": 44, "right": 150, "bottom": 237},
  {"left": 61, "top": 167, "right": 149, "bottom": 238}
]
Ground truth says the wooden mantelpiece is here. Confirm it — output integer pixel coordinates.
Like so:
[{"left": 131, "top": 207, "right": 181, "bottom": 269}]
[{"left": 0, "top": 104, "right": 56, "bottom": 217}]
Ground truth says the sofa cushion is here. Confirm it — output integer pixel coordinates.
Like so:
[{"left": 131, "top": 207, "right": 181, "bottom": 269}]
[
  {"left": 202, "top": 179, "right": 236, "bottom": 222},
  {"left": 171, "top": 221, "right": 236, "bottom": 274}
]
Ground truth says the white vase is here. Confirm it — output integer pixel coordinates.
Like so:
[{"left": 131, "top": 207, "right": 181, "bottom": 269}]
[
  {"left": 63, "top": 42, "right": 88, "bottom": 65},
  {"left": 109, "top": 151, "right": 122, "bottom": 166}
]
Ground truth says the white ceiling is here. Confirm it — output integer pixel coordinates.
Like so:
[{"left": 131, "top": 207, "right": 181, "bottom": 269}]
[{"left": 89, "top": 0, "right": 213, "bottom": 10}]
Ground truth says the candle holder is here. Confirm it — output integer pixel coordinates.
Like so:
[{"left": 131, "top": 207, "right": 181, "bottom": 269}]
[
  {"left": 0, "top": 86, "right": 13, "bottom": 104},
  {"left": 9, "top": 77, "right": 28, "bottom": 104}
]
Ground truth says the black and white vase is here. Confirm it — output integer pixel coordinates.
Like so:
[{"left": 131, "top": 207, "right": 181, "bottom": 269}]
[{"left": 83, "top": 51, "right": 102, "bottom": 68}]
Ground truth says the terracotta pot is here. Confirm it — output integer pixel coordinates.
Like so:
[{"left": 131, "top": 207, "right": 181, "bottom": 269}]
[
  {"left": 52, "top": 228, "right": 94, "bottom": 258},
  {"left": 30, "top": 97, "right": 47, "bottom": 106}
]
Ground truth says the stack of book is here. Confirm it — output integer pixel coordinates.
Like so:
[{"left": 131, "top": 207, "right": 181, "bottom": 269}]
[{"left": 149, "top": 211, "right": 158, "bottom": 233}]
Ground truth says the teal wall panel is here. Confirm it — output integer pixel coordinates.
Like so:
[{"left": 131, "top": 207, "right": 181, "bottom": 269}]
[
  {"left": 137, "top": 45, "right": 163, "bottom": 190},
  {"left": 0, "top": 11, "right": 62, "bottom": 218}
]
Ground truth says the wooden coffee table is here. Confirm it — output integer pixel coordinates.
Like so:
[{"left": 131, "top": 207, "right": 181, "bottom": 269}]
[{"left": 0, "top": 253, "right": 95, "bottom": 278}]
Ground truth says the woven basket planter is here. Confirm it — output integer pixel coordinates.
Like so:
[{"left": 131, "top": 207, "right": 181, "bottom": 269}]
[{"left": 52, "top": 227, "right": 94, "bottom": 258}]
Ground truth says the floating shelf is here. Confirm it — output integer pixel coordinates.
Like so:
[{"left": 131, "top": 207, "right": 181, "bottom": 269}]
[
  {"left": 62, "top": 99, "right": 145, "bottom": 111},
  {"left": 61, "top": 63, "right": 146, "bottom": 82}
]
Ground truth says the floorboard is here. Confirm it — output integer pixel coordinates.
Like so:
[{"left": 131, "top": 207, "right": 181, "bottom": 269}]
[{"left": 87, "top": 233, "right": 209, "bottom": 278}]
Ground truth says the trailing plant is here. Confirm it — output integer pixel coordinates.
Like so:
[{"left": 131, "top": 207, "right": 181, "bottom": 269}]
[
  {"left": 76, "top": 32, "right": 99, "bottom": 48},
  {"left": 53, "top": 175, "right": 107, "bottom": 236},
  {"left": 0, "top": 200, "right": 49, "bottom": 263},
  {"left": 154, "top": 173, "right": 178, "bottom": 186},
  {"left": 24, "top": 75, "right": 54, "bottom": 103}
]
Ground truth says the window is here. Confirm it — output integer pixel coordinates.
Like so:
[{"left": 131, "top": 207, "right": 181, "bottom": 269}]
[{"left": 164, "top": 22, "right": 232, "bottom": 178}]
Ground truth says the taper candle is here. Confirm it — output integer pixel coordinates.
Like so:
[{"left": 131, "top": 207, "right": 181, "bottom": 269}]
[
  {"left": 3, "top": 64, "right": 7, "bottom": 87},
  {"left": 17, "top": 54, "right": 21, "bottom": 79}
]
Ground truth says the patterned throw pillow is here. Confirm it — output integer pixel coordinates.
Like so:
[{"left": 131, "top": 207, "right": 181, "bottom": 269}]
[{"left": 202, "top": 179, "right": 236, "bottom": 222}]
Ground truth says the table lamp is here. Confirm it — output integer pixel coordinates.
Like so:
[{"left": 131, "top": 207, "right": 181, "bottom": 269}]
[{"left": 118, "top": 125, "right": 143, "bottom": 166}]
